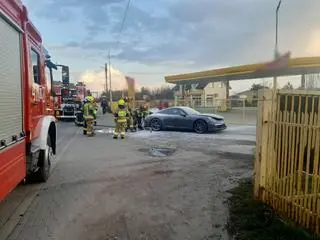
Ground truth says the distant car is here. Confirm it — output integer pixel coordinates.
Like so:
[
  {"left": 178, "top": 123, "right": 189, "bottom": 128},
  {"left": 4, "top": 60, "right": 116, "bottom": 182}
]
[{"left": 144, "top": 106, "right": 227, "bottom": 134}]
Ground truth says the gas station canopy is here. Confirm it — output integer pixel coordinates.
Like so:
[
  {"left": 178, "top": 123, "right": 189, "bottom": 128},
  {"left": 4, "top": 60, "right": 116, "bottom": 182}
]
[{"left": 165, "top": 56, "right": 320, "bottom": 85}]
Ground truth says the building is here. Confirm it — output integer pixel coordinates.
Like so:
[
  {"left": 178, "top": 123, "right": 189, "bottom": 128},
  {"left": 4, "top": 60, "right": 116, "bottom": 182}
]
[
  {"left": 231, "top": 87, "right": 269, "bottom": 100},
  {"left": 173, "top": 81, "right": 230, "bottom": 108},
  {"left": 230, "top": 86, "right": 270, "bottom": 107}
]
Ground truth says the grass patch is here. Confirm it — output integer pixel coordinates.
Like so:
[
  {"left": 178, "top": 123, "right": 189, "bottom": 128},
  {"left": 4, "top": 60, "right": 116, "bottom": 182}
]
[{"left": 226, "top": 178, "right": 319, "bottom": 240}]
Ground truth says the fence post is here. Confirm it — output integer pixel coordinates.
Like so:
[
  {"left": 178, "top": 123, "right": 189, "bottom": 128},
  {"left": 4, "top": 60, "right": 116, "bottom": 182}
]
[
  {"left": 254, "top": 92, "right": 264, "bottom": 199},
  {"left": 257, "top": 90, "right": 273, "bottom": 200}
]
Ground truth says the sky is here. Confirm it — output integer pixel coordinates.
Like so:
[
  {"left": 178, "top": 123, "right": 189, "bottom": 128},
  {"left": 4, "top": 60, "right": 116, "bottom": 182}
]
[{"left": 22, "top": 0, "right": 320, "bottom": 94}]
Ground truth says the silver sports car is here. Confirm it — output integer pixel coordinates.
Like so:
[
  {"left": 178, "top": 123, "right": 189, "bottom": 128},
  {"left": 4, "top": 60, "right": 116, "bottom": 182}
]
[{"left": 144, "top": 106, "right": 227, "bottom": 134}]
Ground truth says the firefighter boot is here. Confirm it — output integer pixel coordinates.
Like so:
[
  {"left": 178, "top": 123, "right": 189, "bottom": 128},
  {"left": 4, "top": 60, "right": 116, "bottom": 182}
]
[
  {"left": 87, "top": 120, "right": 95, "bottom": 137},
  {"left": 83, "top": 120, "right": 87, "bottom": 135},
  {"left": 113, "top": 123, "right": 120, "bottom": 139},
  {"left": 120, "top": 123, "right": 125, "bottom": 139}
]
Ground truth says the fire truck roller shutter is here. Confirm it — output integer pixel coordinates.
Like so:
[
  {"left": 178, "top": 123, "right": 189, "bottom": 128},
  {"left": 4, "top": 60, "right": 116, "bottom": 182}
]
[{"left": 0, "top": 13, "right": 24, "bottom": 147}]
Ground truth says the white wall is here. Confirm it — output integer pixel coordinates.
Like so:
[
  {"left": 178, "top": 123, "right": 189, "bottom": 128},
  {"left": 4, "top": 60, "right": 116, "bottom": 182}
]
[{"left": 203, "top": 82, "right": 227, "bottom": 106}]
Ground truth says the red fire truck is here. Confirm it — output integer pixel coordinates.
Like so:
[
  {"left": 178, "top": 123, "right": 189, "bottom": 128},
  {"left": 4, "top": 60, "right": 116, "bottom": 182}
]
[
  {"left": 0, "top": 0, "right": 58, "bottom": 201},
  {"left": 53, "top": 83, "right": 62, "bottom": 117},
  {"left": 53, "top": 82, "right": 87, "bottom": 120}
]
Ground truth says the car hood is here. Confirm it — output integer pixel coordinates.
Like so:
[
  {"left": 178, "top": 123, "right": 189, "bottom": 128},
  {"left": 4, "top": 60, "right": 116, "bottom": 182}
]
[
  {"left": 149, "top": 108, "right": 159, "bottom": 113},
  {"left": 199, "top": 113, "right": 224, "bottom": 120}
]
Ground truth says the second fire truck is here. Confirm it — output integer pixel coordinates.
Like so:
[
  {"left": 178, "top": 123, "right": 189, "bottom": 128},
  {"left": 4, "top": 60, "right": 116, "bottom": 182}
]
[{"left": 54, "top": 82, "right": 87, "bottom": 120}]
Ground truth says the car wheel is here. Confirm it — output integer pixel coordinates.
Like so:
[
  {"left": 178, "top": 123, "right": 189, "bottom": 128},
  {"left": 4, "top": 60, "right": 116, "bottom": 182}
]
[
  {"left": 150, "top": 118, "right": 162, "bottom": 131},
  {"left": 194, "top": 120, "right": 207, "bottom": 134},
  {"left": 34, "top": 135, "right": 52, "bottom": 182}
]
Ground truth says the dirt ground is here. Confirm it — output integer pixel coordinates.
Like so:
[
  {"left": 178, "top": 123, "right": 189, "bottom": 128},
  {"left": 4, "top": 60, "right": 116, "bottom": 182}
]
[
  {"left": 2, "top": 117, "right": 255, "bottom": 240},
  {"left": 57, "top": 126, "right": 255, "bottom": 240}
]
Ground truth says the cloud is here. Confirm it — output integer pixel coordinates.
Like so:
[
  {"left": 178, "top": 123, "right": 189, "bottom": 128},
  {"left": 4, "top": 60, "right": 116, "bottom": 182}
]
[
  {"left": 88, "top": 0, "right": 320, "bottom": 67},
  {"left": 34, "top": 0, "right": 126, "bottom": 36},
  {"left": 27, "top": 0, "right": 320, "bottom": 66},
  {"left": 80, "top": 65, "right": 142, "bottom": 92},
  {"left": 23, "top": 0, "right": 320, "bottom": 94}
]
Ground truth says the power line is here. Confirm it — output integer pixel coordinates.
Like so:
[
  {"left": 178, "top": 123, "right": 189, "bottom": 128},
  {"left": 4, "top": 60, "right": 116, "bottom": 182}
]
[
  {"left": 119, "top": 0, "right": 131, "bottom": 40},
  {"left": 107, "top": 0, "right": 131, "bottom": 100},
  {"left": 107, "top": 0, "right": 132, "bottom": 60},
  {"left": 114, "top": 0, "right": 132, "bottom": 49}
]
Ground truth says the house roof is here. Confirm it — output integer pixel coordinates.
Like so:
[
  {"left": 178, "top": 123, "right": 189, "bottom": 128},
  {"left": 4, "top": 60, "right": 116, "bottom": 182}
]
[
  {"left": 195, "top": 82, "right": 208, "bottom": 89},
  {"left": 231, "top": 87, "right": 269, "bottom": 97},
  {"left": 231, "top": 90, "right": 252, "bottom": 96},
  {"left": 172, "top": 82, "right": 208, "bottom": 91}
]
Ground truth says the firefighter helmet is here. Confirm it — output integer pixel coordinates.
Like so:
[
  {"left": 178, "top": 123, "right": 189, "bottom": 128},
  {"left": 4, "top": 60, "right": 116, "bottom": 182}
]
[
  {"left": 118, "top": 99, "right": 125, "bottom": 106},
  {"left": 86, "top": 96, "right": 94, "bottom": 103}
]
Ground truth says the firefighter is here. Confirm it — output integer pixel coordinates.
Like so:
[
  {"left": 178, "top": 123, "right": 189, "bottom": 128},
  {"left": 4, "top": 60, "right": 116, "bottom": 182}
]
[
  {"left": 113, "top": 99, "right": 128, "bottom": 139},
  {"left": 123, "top": 96, "right": 135, "bottom": 132},
  {"left": 134, "top": 105, "right": 146, "bottom": 130},
  {"left": 101, "top": 96, "right": 108, "bottom": 114},
  {"left": 74, "top": 97, "right": 84, "bottom": 126},
  {"left": 83, "top": 96, "right": 95, "bottom": 136},
  {"left": 82, "top": 98, "right": 88, "bottom": 135},
  {"left": 141, "top": 104, "right": 151, "bottom": 128},
  {"left": 92, "top": 96, "right": 98, "bottom": 127}
]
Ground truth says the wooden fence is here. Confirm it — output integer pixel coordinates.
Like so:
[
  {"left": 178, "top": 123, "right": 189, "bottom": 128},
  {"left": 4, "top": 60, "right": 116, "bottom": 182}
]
[{"left": 254, "top": 89, "right": 320, "bottom": 235}]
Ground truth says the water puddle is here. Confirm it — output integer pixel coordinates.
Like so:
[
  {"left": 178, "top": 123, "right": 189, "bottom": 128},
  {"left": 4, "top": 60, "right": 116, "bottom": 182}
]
[
  {"left": 153, "top": 169, "right": 175, "bottom": 175},
  {"left": 95, "top": 128, "right": 115, "bottom": 134}
]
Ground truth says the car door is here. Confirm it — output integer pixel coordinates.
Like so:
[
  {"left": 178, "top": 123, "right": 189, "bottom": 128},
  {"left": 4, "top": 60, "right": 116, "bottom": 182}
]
[
  {"left": 171, "top": 109, "right": 193, "bottom": 129},
  {"left": 160, "top": 108, "right": 177, "bottom": 128}
]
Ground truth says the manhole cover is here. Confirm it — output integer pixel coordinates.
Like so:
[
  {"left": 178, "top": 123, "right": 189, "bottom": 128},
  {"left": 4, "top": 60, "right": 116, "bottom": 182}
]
[{"left": 148, "top": 147, "right": 175, "bottom": 157}]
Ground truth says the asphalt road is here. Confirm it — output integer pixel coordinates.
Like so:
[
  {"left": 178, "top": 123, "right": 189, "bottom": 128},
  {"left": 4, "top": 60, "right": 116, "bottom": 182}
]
[{"left": 0, "top": 113, "right": 256, "bottom": 240}]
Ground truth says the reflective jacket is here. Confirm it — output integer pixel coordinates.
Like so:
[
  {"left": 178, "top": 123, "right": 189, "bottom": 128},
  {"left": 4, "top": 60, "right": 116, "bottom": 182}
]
[
  {"left": 83, "top": 102, "right": 95, "bottom": 118},
  {"left": 114, "top": 109, "right": 128, "bottom": 123}
]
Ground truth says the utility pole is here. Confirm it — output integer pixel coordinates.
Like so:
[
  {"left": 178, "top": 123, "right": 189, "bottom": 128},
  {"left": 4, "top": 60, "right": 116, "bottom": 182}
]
[
  {"left": 104, "top": 63, "right": 108, "bottom": 97},
  {"left": 108, "top": 49, "right": 113, "bottom": 102}
]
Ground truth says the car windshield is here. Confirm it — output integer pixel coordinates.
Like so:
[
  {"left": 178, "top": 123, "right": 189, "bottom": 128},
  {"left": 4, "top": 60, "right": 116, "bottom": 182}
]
[{"left": 182, "top": 107, "right": 200, "bottom": 115}]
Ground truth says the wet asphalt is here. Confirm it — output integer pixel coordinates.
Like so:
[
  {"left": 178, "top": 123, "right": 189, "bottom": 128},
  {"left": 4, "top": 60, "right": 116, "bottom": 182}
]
[{"left": 0, "top": 112, "right": 256, "bottom": 240}]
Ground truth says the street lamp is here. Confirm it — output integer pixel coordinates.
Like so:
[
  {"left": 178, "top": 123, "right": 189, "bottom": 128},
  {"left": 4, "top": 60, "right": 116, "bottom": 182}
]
[
  {"left": 273, "top": 0, "right": 282, "bottom": 91},
  {"left": 275, "top": 0, "right": 282, "bottom": 59}
]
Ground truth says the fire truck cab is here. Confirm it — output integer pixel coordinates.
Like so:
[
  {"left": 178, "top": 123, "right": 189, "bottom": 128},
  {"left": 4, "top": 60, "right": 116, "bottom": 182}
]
[
  {"left": 59, "top": 89, "right": 77, "bottom": 120},
  {"left": 0, "top": 0, "right": 57, "bottom": 201}
]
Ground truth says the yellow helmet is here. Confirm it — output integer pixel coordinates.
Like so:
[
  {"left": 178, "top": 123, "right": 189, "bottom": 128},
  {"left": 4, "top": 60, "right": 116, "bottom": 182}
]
[
  {"left": 118, "top": 99, "right": 125, "bottom": 106},
  {"left": 86, "top": 96, "right": 94, "bottom": 103}
]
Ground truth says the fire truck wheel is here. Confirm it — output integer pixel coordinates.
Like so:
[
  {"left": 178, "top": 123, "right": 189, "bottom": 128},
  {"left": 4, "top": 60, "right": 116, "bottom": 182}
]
[{"left": 34, "top": 135, "right": 52, "bottom": 182}]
